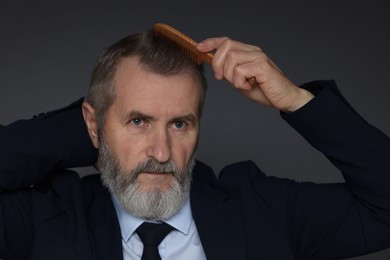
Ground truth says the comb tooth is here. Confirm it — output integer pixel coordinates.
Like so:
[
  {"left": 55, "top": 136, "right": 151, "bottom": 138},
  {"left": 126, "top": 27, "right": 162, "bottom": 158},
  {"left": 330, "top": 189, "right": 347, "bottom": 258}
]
[
  {"left": 187, "top": 49, "right": 195, "bottom": 63},
  {"left": 153, "top": 23, "right": 203, "bottom": 64},
  {"left": 167, "top": 36, "right": 196, "bottom": 63}
]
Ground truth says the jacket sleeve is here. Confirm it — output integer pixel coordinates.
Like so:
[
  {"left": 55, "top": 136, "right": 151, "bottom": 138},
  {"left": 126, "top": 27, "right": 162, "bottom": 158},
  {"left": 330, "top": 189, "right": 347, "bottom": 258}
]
[
  {"left": 0, "top": 98, "right": 98, "bottom": 192},
  {"left": 280, "top": 80, "right": 390, "bottom": 259}
]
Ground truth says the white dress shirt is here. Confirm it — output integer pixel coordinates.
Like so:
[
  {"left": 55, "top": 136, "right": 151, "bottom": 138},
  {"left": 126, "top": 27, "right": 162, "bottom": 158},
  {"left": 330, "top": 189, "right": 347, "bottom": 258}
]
[{"left": 112, "top": 195, "right": 207, "bottom": 260}]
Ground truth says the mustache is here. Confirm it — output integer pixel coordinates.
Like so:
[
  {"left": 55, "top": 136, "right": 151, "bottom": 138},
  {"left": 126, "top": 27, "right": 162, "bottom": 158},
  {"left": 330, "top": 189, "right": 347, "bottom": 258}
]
[{"left": 131, "top": 159, "right": 180, "bottom": 176}]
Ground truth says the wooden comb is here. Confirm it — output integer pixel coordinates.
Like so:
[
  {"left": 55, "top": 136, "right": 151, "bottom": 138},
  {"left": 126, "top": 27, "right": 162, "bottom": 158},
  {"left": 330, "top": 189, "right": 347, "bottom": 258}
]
[{"left": 152, "top": 23, "right": 213, "bottom": 65}]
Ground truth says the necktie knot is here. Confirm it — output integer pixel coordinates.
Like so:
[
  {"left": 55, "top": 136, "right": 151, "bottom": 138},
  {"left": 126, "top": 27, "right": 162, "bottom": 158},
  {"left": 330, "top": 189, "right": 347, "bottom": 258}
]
[{"left": 136, "top": 222, "right": 174, "bottom": 260}]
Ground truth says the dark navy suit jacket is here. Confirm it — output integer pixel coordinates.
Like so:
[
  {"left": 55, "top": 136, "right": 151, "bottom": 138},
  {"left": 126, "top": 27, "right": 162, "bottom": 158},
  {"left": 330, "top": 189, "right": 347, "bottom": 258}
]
[{"left": 1, "top": 81, "right": 390, "bottom": 259}]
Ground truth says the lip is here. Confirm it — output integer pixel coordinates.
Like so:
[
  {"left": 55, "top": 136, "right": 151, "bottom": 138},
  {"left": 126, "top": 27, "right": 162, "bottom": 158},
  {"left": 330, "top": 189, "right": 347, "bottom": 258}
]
[
  {"left": 137, "top": 172, "right": 174, "bottom": 185},
  {"left": 143, "top": 172, "right": 169, "bottom": 174},
  {"left": 139, "top": 172, "right": 173, "bottom": 177}
]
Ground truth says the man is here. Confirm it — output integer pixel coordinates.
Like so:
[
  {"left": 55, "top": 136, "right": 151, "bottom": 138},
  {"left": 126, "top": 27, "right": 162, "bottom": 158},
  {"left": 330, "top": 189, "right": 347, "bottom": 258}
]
[{"left": 1, "top": 27, "right": 390, "bottom": 260}]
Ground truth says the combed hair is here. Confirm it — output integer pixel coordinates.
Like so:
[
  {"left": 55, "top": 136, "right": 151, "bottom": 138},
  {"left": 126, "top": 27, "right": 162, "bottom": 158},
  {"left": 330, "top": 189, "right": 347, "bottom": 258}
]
[{"left": 85, "top": 29, "right": 207, "bottom": 136}]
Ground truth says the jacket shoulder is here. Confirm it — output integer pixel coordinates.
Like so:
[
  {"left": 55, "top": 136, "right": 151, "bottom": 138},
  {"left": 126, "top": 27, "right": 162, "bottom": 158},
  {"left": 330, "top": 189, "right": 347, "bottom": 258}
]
[{"left": 217, "top": 160, "right": 298, "bottom": 203}]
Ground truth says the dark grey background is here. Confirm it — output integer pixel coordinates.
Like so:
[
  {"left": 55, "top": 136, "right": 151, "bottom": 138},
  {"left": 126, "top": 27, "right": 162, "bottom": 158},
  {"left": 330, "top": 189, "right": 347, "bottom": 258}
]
[{"left": 1, "top": 0, "right": 389, "bottom": 259}]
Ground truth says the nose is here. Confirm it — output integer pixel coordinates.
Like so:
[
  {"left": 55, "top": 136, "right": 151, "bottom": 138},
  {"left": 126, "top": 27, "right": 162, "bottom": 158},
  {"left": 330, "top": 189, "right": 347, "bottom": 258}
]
[{"left": 146, "top": 128, "right": 172, "bottom": 163}]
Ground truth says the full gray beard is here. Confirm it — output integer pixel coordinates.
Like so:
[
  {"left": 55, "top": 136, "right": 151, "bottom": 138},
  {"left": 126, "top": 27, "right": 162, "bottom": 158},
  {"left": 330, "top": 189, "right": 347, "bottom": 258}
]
[{"left": 98, "top": 141, "right": 195, "bottom": 221}]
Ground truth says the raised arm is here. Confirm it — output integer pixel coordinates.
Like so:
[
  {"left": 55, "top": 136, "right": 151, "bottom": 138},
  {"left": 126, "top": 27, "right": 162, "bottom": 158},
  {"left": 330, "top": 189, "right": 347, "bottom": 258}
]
[
  {"left": 0, "top": 98, "right": 97, "bottom": 192},
  {"left": 198, "top": 37, "right": 390, "bottom": 258}
]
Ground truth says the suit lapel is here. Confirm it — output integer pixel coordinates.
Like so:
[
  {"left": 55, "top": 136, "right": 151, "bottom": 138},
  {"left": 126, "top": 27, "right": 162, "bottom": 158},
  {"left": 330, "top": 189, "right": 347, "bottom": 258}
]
[
  {"left": 190, "top": 162, "right": 247, "bottom": 260},
  {"left": 82, "top": 175, "right": 123, "bottom": 260}
]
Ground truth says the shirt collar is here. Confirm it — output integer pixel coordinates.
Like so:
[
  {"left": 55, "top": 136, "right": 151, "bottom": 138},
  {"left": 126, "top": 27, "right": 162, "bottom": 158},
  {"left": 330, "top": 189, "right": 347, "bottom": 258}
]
[{"left": 112, "top": 194, "right": 193, "bottom": 242}]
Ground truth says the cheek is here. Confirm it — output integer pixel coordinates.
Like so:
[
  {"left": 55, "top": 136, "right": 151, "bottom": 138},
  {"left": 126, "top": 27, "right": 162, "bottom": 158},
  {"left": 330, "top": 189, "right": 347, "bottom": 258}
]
[
  {"left": 106, "top": 132, "right": 145, "bottom": 171},
  {"left": 172, "top": 135, "right": 198, "bottom": 168},
  {"left": 121, "top": 142, "right": 150, "bottom": 171}
]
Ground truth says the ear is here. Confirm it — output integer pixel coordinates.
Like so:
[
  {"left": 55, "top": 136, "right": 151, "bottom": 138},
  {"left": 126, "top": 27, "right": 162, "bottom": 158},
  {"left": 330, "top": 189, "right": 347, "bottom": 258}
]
[{"left": 82, "top": 101, "right": 100, "bottom": 149}]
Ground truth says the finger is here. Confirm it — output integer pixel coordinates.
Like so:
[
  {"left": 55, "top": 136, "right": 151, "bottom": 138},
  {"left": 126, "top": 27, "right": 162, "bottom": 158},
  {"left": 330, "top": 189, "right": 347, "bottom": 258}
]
[
  {"left": 231, "top": 62, "right": 261, "bottom": 92},
  {"left": 211, "top": 39, "right": 256, "bottom": 80},
  {"left": 234, "top": 71, "right": 272, "bottom": 106},
  {"left": 198, "top": 38, "right": 262, "bottom": 80},
  {"left": 196, "top": 37, "right": 229, "bottom": 53},
  {"left": 223, "top": 51, "right": 264, "bottom": 84},
  {"left": 197, "top": 37, "right": 230, "bottom": 80}
]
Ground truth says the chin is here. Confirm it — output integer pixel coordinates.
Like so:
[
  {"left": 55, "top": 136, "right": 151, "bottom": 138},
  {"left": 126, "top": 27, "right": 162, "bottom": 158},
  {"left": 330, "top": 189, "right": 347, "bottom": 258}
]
[{"left": 136, "top": 172, "right": 175, "bottom": 189}]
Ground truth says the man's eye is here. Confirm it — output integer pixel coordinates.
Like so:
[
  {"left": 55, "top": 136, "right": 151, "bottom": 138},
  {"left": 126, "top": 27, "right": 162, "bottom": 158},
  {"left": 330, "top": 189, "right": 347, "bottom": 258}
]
[
  {"left": 130, "top": 118, "right": 144, "bottom": 126},
  {"left": 173, "top": 121, "right": 186, "bottom": 129}
]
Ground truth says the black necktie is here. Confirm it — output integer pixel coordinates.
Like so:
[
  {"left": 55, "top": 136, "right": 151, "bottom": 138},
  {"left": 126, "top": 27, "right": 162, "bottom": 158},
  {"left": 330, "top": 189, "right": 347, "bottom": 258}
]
[{"left": 136, "top": 222, "right": 174, "bottom": 260}]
